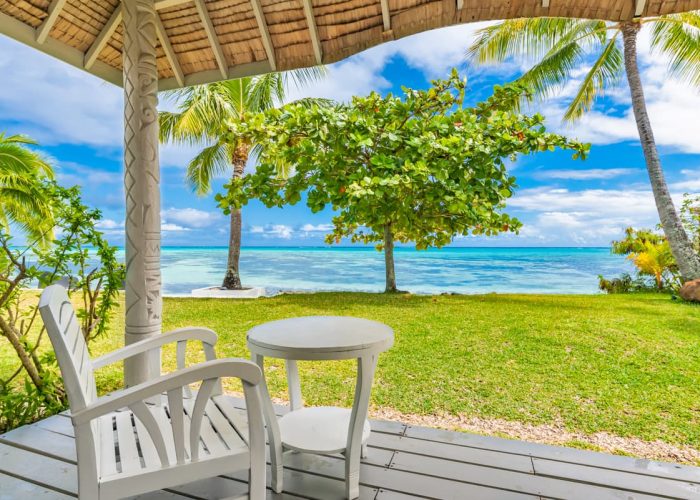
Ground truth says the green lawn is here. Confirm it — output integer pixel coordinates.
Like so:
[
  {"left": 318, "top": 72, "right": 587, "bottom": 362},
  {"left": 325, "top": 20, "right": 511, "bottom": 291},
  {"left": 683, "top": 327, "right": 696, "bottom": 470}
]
[{"left": 4, "top": 292, "right": 700, "bottom": 448}]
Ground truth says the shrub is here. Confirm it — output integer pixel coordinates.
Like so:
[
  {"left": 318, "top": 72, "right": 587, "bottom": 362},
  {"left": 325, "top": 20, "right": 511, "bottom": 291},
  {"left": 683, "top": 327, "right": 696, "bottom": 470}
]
[
  {"left": 599, "top": 227, "right": 680, "bottom": 294},
  {"left": 0, "top": 182, "right": 124, "bottom": 432}
]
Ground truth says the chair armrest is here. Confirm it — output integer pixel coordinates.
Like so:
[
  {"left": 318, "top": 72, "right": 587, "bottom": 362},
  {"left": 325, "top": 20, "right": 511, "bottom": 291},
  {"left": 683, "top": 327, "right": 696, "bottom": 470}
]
[
  {"left": 92, "top": 327, "right": 218, "bottom": 369},
  {"left": 71, "top": 358, "right": 261, "bottom": 426}
]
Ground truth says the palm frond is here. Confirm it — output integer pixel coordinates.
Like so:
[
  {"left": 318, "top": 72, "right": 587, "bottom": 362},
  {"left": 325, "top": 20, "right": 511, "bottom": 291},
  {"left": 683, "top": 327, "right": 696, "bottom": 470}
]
[
  {"left": 161, "top": 66, "right": 326, "bottom": 194},
  {"left": 159, "top": 84, "right": 237, "bottom": 146},
  {"left": 247, "top": 73, "right": 283, "bottom": 111},
  {"left": 0, "top": 134, "right": 55, "bottom": 241},
  {"left": 283, "top": 66, "right": 328, "bottom": 89},
  {"left": 564, "top": 32, "right": 623, "bottom": 121},
  {"left": 650, "top": 11, "right": 700, "bottom": 86},
  {"left": 468, "top": 18, "right": 605, "bottom": 64},
  {"left": 469, "top": 18, "right": 614, "bottom": 112},
  {"left": 186, "top": 141, "right": 230, "bottom": 194}
]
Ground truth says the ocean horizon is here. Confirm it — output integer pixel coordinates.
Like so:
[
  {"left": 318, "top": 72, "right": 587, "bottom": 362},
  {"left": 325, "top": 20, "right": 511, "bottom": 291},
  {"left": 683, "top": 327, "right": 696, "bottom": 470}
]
[{"left": 139, "top": 246, "right": 632, "bottom": 296}]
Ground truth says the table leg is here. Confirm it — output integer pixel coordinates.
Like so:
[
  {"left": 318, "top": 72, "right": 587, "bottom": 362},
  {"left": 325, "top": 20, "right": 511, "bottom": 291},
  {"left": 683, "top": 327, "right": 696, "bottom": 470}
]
[
  {"left": 252, "top": 353, "right": 283, "bottom": 493},
  {"left": 345, "top": 354, "right": 377, "bottom": 499},
  {"left": 286, "top": 360, "right": 303, "bottom": 411}
]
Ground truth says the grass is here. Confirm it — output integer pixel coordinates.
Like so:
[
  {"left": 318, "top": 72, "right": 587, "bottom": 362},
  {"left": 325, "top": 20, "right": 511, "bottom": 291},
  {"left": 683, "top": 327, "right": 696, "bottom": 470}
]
[{"left": 3, "top": 292, "right": 700, "bottom": 448}]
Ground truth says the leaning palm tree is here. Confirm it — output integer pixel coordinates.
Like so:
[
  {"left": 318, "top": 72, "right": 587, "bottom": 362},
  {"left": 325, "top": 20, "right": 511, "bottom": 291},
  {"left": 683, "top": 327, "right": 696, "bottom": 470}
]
[
  {"left": 469, "top": 13, "right": 700, "bottom": 281},
  {"left": 0, "top": 133, "right": 54, "bottom": 244},
  {"left": 159, "top": 69, "right": 326, "bottom": 289}
]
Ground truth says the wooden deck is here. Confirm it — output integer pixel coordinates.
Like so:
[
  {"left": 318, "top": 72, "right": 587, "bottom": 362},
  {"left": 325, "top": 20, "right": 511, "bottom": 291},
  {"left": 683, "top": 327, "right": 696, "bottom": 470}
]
[{"left": 1, "top": 396, "right": 700, "bottom": 499}]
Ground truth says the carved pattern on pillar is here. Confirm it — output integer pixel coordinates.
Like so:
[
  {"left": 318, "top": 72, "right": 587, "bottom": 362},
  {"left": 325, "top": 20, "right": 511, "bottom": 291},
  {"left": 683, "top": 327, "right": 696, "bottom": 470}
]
[{"left": 123, "top": 0, "right": 161, "bottom": 385}]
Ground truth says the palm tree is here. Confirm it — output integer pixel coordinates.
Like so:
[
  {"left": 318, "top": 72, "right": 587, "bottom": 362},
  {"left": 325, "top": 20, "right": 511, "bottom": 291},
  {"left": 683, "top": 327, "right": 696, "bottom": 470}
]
[
  {"left": 469, "top": 14, "right": 700, "bottom": 281},
  {"left": 0, "top": 133, "right": 54, "bottom": 244},
  {"left": 159, "top": 70, "right": 326, "bottom": 289}
]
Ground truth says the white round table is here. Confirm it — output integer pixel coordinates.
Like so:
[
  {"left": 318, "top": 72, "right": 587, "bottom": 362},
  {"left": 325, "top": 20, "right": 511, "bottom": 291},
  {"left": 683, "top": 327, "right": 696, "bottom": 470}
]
[{"left": 247, "top": 316, "right": 394, "bottom": 499}]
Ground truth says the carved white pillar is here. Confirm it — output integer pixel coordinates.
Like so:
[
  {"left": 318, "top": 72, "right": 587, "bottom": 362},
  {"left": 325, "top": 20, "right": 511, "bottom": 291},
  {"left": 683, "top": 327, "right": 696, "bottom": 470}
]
[{"left": 122, "top": 0, "right": 162, "bottom": 386}]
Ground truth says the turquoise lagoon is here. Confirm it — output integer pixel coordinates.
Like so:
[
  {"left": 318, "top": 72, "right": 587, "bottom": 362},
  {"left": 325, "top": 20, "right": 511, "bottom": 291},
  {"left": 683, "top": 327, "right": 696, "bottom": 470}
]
[{"left": 142, "top": 247, "right": 631, "bottom": 296}]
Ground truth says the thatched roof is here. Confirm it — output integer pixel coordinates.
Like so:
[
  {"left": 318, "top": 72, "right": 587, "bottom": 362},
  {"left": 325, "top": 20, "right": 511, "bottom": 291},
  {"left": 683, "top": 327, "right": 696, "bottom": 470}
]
[{"left": 1, "top": 0, "right": 699, "bottom": 90}]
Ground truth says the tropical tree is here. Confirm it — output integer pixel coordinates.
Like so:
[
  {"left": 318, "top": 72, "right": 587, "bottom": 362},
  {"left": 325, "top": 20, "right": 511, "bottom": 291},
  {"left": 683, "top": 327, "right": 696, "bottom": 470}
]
[
  {"left": 469, "top": 13, "right": 700, "bottom": 281},
  {"left": 0, "top": 134, "right": 54, "bottom": 244},
  {"left": 159, "top": 70, "right": 326, "bottom": 289},
  {"left": 218, "top": 72, "right": 588, "bottom": 292},
  {"left": 608, "top": 226, "right": 679, "bottom": 290},
  {"left": 629, "top": 240, "right": 677, "bottom": 290}
]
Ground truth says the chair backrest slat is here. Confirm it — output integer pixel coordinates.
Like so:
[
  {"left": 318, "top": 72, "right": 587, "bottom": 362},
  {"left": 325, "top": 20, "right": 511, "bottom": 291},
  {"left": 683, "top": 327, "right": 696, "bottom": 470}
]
[
  {"left": 167, "top": 387, "right": 186, "bottom": 464},
  {"left": 130, "top": 401, "right": 170, "bottom": 467},
  {"left": 189, "top": 378, "right": 217, "bottom": 461},
  {"left": 39, "top": 285, "right": 97, "bottom": 410}
]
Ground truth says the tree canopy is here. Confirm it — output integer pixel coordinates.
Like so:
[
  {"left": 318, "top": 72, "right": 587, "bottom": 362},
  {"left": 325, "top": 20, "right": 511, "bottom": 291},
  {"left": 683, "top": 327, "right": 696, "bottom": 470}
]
[
  {"left": 218, "top": 71, "right": 588, "bottom": 291},
  {"left": 159, "top": 69, "right": 327, "bottom": 289}
]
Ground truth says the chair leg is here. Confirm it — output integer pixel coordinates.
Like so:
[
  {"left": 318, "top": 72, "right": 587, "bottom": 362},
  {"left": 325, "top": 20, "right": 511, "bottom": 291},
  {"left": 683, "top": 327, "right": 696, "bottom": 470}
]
[
  {"left": 252, "top": 353, "right": 284, "bottom": 494},
  {"left": 248, "top": 464, "right": 265, "bottom": 500}
]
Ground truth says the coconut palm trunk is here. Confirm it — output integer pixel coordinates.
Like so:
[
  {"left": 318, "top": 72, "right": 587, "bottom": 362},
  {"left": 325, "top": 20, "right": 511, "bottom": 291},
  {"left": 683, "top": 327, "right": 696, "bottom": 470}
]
[
  {"left": 222, "top": 144, "right": 249, "bottom": 290},
  {"left": 621, "top": 22, "right": 700, "bottom": 281}
]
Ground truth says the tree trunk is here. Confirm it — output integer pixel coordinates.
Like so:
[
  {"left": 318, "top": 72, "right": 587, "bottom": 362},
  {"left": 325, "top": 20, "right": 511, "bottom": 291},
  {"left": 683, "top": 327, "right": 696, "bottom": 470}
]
[
  {"left": 0, "top": 316, "right": 43, "bottom": 391},
  {"left": 621, "top": 22, "right": 700, "bottom": 282},
  {"left": 383, "top": 224, "right": 397, "bottom": 293},
  {"left": 222, "top": 144, "right": 249, "bottom": 290}
]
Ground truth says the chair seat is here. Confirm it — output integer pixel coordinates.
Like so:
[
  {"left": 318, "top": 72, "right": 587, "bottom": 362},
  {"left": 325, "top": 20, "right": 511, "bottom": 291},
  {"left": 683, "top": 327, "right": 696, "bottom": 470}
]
[{"left": 99, "top": 393, "right": 250, "bottom": 480}]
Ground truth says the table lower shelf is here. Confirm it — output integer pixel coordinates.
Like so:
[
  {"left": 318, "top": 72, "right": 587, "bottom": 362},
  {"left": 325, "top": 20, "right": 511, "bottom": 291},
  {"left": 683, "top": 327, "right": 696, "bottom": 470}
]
[{"left": 278, "top": 406, "right": 371, "bottom": 454}]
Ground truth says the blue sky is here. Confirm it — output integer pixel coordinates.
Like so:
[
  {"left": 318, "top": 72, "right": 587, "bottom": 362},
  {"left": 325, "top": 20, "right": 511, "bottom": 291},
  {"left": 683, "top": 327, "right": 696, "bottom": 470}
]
[{"left": 1, "top": 23, "right": 698, "bottom": 247}]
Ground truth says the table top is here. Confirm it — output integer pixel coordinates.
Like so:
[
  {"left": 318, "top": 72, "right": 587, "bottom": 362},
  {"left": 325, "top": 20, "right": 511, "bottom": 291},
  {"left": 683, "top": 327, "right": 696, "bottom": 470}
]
[{"left": 247, "top": 315, "right": 394, "bottom": 359}]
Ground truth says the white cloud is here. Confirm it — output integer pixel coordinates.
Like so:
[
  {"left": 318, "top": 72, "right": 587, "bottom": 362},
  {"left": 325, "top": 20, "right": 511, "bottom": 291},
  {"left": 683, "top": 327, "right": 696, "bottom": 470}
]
[
  {"left": 669, "top": 167, "right": 700, "bottom": 193},
  {"left": 161, "top": 223, "right": 190, "bottom": 232},
  {"left": 0, "top": 38, "right": 123, "bottom": 148},
  {"left": 671, "top": 179, "right": 700, "bottom": 192},
  {"left": 534, "top": 168, "right": 641, "bottom": 180},
  {"left": 300, "top": 223, "right": 333, "bottom": 232},
  {"left": 508, "top": 186, "right": 689, "bottom": 245},
  {"left": 287, "top": 22, "right": 492, "bottom": 104},
  {"left": 383, "top": 23, "right": 490, "bottom": 78},
  {"left": 96, "top": 219, "right": 123, "bottom": 230},
  {"left": 248, "top": 224, "right": 294, "bottom": 239},
  {"left": 162, "top": 207, "right": 221, "bottom": 228},
  {"left": 56, "top": 161, "right": 122, "bottom": 186}
]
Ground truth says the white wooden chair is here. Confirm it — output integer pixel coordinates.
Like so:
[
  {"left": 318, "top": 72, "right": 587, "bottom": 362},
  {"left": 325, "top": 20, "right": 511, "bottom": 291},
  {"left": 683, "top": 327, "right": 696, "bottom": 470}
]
[{"left": 39, "top": 284, "right": 266, "bottom": 500}]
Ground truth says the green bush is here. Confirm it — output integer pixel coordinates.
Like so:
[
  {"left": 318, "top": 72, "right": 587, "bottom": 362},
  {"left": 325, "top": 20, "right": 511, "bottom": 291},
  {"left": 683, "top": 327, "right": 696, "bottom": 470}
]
[{"left": 0, "top": 183, "right": 124, "bottom": 433}]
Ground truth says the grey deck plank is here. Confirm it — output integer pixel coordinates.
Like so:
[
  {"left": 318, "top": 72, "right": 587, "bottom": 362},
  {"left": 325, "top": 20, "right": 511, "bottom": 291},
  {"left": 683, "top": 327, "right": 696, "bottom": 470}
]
[
  {"left": 0, "top": 423, "right": 77, "bottom": 463},
  {"left": 533, "top": 457, "right": 700, "bottom": 499},
  {"left": 405, "top": 424, "right": 700, "bottom": 484},
  {"left": 228, "top": 464, "right": 380, "bottom": 499},
  {"left": 389, "top": 450, "right": 663, "bottom": 500},
  {"left": 0, "top": 472, "right": 74, "bottom": 500},
  {"left": 374, "top": 491, "right": 425, "bottom": 500},
  {"left": 171, "top": 474, "right": 303, "bottom": 500},
  {"left": 371, "top": 432, "right": 534, "bottom": 473},
  {"left": 0, "top": 442, "right": 77, "bottom": 496},
  {"left": 127, "top": 491, "right": 193, "bottom": 499},
  {"left": 281, "top": 449, "right": 534, "bottom": 499},
  {"left": 367, "top": 420, "right": 407, "bottom": 436},
  {"left": 35, "top": 414, "right": 74, "bottom": 437}
]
